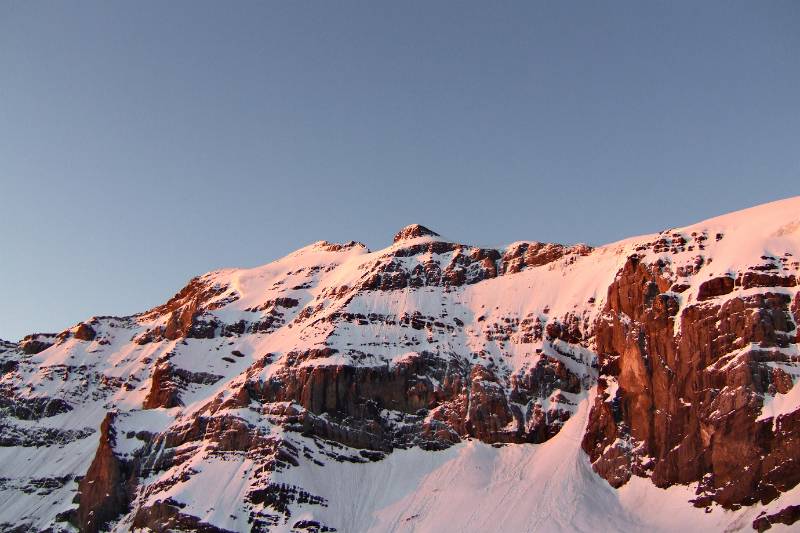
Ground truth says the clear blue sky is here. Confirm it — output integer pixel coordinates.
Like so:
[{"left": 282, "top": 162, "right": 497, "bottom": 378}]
[{"left": 1, "top": 1, "right": 798, "bottom": 341}]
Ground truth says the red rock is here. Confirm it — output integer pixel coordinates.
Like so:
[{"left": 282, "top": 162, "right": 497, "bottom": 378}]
[
  {"left": 75, "top": 413, "right": 132, "bottom": 533},
  {"left": 697, "top": 275, "right": 735, "bottom": 300},
  {"left": 393, "top": 224, "right": 440, "bottom": 243}
]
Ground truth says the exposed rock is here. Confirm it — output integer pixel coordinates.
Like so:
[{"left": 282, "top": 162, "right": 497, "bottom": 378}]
[
  {"left": 393, "top": 224, "right": 440, "bottom": 243},
  {"left": 143, "top": 358, "right": 223, "bottom": 409},
  {"left": 131, "top": 498, "right": 237, "bottom": 533},
  {"left": 73, "top": 322, "right": 97, "bottom": 341},
  {"left": 737, "top": 271, "right": 797, "bottom": 290},
  {"left": 75, "top": 413, "right": 133, "bottom": 533},
  {"left": 753, "top": 505, "right": 800, "bottom": 531},
  {"left": 584, "top": 255, "right": 800, "bottom": 507},
  {"left": 245, "top": 349, "right": 583, "bottom": 449},
  {"left": 19, "top": 333, "right": 56, "bottom": 354},
  {"left": 142, "top": 360, "right": 183, "bottom": 409},
  {"left": 697, "top": 274, "right": 735, "bottom": 300},
  {"left": 500, "top": 242, "right": 592, "bottom": 274},
  {"left": 134, "top": 275, "right": 235, "bottom": 343},
  {"left": 0, "top": 395, "right": 72, "bottom": 420},
  {"left": 0, "top": 420, "right": 93, "bottom": 447}
]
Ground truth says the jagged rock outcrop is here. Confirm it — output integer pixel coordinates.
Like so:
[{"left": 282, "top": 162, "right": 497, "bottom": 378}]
[
  {"left": 19, "top": 333, "right": 56, "bottom": 355},
  {"left": 75, "top": 413, "right": 132, "bottom": 533},
  {"left": 583, "top": 253, "right": 800, "bottom": 508},
  {"left": 237, "top": 349, "right": 584, "bottom": 451},
  {"left": 393, "top": 224, "right": 440, "bottom": 243},
  {"left": 753, "top": 504, "right": 800, "bottom": 531}
]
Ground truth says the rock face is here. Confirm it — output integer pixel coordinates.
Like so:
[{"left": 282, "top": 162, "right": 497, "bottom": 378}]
[
  {"left": 75, "top": 413, "right": 131, "bottom": 533},
  {"left": 1, "top": 199, "right": 800, "bottom": 532},
  {"left": 583, "top": 255, "right": 800, "bottom": 507},
  {"left": 393, "top": 223, "right": 440, "bottom": 243}
]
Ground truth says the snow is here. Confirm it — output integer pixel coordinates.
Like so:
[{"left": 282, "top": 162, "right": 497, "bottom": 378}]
[{"left": 273, "top": 391, "right": 761, "bottom": 532}]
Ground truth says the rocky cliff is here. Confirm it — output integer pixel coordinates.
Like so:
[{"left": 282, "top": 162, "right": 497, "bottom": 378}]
[{"left": 1, "top": 199, "right": 799, "bottom": 532}]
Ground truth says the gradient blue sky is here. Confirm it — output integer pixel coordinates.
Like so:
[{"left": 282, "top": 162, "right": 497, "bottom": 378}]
[{"left": 1, "top": 1, "right": 799, "bottom": 341}]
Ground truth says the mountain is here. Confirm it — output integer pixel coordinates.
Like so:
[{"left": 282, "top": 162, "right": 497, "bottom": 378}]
[{"left": 1, "top": 198, "right": 799, "bottom": 533}]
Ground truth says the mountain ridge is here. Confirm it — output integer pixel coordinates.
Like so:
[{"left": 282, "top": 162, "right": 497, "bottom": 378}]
[{"left": 1, "top": 196, "right": 799, "bottom": 532}]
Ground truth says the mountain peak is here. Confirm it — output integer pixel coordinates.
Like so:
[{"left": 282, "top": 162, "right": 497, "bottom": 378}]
[
  {"left": 393, "top": 224, "right": 440, "bottom": 243},
  {"left": 4, "top": 197, "right": 800, "bottom": 533}
]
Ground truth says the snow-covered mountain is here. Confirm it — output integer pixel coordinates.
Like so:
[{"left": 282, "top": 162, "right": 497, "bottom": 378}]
[{"left": 2, "top": 197, "right": 799, "bottom": 532}]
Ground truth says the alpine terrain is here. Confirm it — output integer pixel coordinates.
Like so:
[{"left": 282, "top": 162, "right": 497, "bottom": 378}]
[{"left": 2, "top": 196, "right": 800, "bottom": 533}]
